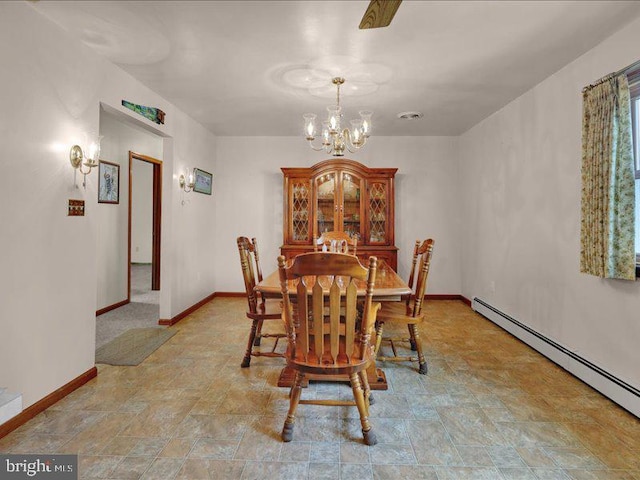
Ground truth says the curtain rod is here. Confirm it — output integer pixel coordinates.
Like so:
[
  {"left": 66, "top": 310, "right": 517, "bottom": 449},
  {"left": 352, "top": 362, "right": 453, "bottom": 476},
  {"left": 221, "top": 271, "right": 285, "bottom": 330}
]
[{"left": 583, "top": 58, "right": 640, "bottom": 93}]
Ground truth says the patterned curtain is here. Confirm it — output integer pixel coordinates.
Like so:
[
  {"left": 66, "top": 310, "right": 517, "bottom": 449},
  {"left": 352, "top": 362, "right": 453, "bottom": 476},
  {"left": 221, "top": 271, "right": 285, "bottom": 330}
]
[{"left": 580, "top": 74, "right": 636, "bottom": 280}]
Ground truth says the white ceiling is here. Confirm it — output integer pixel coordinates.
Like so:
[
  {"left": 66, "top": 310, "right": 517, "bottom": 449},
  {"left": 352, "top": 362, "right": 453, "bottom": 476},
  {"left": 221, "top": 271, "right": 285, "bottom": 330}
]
[{"left": 33, "top": 1, "right": 640, "bottom": 136}]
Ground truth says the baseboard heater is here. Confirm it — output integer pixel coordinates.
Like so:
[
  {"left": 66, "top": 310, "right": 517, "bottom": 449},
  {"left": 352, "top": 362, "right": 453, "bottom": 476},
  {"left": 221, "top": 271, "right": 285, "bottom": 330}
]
[{"left": 472, "top": 297, "right": 640, "bottom": 419}]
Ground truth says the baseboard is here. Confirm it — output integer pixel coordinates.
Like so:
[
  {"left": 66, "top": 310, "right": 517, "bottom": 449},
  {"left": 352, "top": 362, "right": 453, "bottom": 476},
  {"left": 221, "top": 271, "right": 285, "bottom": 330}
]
[
  {"left": 0, "top": 367, "right": 98, "bottom": 440},
  {"left": 425, "top": 294, "right": 458, "bottom": 300},
  {"left": 159, "top": 292, "right": 216, "bottom": 326},
  {"left": 472, "top": 297, "right": 640, "bottom": 418},
  {"left": 425, "top": 294, "right": 471, "bottom": 307},
  {"left": 96, "top": 299, "right": 129, "bottom": 317},
  {"left": 214, "top": 292, "right": 246, "bottom": 297}
]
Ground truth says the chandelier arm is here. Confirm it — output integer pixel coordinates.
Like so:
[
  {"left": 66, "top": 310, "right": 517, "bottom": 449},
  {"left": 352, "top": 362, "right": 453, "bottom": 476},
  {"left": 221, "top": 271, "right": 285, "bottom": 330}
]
[
  {"left": 343, "top": 129, "right": 353, "bottom": 153},
  {"left": 307, "top": 138, "right": 326, "bottom": 152},
  {"left": 343, "top": 129, "right": 359, "bottom": 154},
  {"left": 344, "top": 128, "right": 368, "bottom": 153}
]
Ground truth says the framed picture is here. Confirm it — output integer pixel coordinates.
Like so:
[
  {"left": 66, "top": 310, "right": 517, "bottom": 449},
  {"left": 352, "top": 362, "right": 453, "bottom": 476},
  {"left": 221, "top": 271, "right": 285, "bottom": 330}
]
[
  {"left": 98, "top": 160, "right": 120, "bottom": 204},
  {"left": 194, "top": 168, "right": 213, "bottom": 195}
]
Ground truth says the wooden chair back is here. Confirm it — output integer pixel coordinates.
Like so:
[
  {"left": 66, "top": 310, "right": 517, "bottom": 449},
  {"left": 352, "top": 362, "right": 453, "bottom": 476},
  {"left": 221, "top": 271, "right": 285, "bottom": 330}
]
[
  {"left": 406, "top": 239, "right": 435, "bottom": 316},
  {"left": 237, "top": 236, "right": 265, "bottom": 314},
  {"left": 313, "top": 231, "right": 358, "bottom": 255},
  {"left": 277, "top": 252, "right": 377, "bottom": 369},
  {"left": 237, "top": 236, "right": 285, "bottom": 368}
]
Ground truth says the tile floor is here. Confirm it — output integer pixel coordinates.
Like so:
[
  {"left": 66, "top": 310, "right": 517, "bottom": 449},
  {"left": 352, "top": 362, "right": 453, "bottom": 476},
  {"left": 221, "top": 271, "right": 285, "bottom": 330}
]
[{"left": 1, "top": 298, "right": 639, "bottom": 479}]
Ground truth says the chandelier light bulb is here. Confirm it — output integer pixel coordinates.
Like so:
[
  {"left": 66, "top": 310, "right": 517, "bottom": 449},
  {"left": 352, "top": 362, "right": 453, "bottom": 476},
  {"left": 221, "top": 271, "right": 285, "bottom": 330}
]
[
  {"left": 326, "top": 105, "right": 341, "bottom": 134},
  {"left": 321, "top": 121, "right": 331, "bottom": 146},
  {"left": 303, "top": 113, "right": 317, "bottom": 140},
  {"left": 350, "top": 119, "right": 364, "bottom": 146},
  {"left": 359, "top": 111, "right": 372, "bottom": 137}
]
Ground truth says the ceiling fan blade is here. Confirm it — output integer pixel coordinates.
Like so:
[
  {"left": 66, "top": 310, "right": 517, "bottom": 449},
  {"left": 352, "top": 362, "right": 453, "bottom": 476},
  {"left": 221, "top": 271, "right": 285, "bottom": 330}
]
[{"left": 359, "top": 0, "right": 402, "bottom": 29}]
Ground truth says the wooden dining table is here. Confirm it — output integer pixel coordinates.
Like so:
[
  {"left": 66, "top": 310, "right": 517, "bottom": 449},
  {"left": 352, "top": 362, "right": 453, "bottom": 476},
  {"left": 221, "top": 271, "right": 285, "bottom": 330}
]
[{"left": 255, "top": 258, "right": 411, "bottom": 390}]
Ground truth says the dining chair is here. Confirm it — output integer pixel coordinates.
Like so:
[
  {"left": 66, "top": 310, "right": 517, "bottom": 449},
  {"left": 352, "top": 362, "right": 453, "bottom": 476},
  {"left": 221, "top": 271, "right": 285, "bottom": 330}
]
[
  {"left": 237, "top": 236, "right": 286, "bottom": 368},
  {"left": 374, "top": 239, "right": 434, "bottom": 374},
  {"left": 313, "top": 230, "right": 358, "bottom": 254},
  {"left": 277, "top": 252, "right": 381, "bottom": 445}
]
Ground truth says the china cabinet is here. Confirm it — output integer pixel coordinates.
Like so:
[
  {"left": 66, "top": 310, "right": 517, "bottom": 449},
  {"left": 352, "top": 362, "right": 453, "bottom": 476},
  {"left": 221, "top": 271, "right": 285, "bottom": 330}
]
[{"left": 281, "top": 159, "right": 398, "bottom": 270}]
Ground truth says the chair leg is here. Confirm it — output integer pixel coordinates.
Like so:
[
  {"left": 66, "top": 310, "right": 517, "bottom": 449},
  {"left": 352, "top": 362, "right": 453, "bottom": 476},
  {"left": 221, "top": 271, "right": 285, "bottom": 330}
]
[
  {"left": 409, "top": 324, "right": 427, "bottom": 375},
  {"left": 282, "top": 372, "right": 304, "bottom": 442},
  {"left": 374, "top": 321, "right": 384, "bottom": 357},
  {"left": 408, "top": 325, "right": 417, "bottom": 351},
  {"left": 241, "top": 319, "right": 259, "bottom": 368},
  {"left": 358, "top": 370, "right": 374, "bottom": 408},
  {"left": 253, "top": 319, "right": 264, "bottom": 346},
  {"left": 349, "top": 373, "right": 377, "bottom": 446}
]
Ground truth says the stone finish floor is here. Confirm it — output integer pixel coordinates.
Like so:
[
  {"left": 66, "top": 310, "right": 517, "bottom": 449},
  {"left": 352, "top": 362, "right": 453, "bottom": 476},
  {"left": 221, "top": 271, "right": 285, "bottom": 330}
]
[{"left": 1, "top": 298, "right": 639, "bottom": 479}]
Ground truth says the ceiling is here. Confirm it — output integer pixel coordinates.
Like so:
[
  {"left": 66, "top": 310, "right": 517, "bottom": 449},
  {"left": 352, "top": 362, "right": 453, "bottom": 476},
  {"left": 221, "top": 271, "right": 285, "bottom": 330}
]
[{"left": 33, "top": 1, "right": 640, "bottom": 137}]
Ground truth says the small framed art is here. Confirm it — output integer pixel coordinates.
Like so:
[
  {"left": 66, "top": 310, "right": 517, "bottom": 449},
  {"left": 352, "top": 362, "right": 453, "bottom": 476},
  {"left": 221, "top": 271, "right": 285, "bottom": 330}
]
[
  {"left": 98, "top": 160, "right": 120, "bottom": 204},
  {"left": 194, "top": 168, "right": 213, "bottom": 195}
]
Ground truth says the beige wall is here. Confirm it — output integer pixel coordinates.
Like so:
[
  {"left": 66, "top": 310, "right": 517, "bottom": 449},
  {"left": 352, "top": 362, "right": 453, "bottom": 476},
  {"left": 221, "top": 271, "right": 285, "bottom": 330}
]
[
  {"left": 0, "top": 2, "right": 217, "bottom": 408},
  {"left": 459, "top": 16, "right": 640, "bottom": 404}
]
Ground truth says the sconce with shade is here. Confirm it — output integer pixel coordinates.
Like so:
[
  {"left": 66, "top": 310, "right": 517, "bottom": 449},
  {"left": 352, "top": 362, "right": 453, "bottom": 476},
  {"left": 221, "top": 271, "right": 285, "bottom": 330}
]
[
  {"left": 179, "top": 169, "right": 195, "bottom": 193},
  {"left": 70, "top": 135, "right": 103, "bottom": 188}
]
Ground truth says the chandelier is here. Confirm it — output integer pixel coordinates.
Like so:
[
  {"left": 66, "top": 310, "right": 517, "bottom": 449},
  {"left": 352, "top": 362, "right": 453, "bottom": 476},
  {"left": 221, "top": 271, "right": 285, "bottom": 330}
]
[{"left": 303, "top": 77, "right": 372, "bottom": 157}]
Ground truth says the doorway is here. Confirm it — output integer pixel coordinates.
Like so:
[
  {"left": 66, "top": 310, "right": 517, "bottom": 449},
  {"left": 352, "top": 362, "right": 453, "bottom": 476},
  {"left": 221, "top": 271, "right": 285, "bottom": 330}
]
[
  {"left": 95, "top": 105, "right": 168, "bottom": 350},
  {"left": 128, "top": 151, "right": 162, "bottom": 301}
]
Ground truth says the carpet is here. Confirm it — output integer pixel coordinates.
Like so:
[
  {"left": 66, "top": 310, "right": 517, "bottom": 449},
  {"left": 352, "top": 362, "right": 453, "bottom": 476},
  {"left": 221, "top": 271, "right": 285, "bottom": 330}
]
[
  {"left": 95, "top": 328, "right": 176, "bottom": 366},
  {"left": 96, "top": 302, "right": 160, "bottom": 349}
]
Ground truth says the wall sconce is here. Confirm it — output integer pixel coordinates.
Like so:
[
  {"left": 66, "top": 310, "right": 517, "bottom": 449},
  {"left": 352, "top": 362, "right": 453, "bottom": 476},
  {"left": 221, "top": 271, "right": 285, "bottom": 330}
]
[
  {"left": 70, "top": 135, "right": 102, "bottom": 188},
  {"left": 179, "top": 169, "right": 195, "bottom": 192}
]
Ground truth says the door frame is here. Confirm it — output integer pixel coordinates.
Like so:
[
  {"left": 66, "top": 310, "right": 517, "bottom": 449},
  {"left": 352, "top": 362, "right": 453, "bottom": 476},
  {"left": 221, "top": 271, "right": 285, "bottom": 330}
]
[{"left": 128, "top": 151, "right": 162, "bottom": 297}]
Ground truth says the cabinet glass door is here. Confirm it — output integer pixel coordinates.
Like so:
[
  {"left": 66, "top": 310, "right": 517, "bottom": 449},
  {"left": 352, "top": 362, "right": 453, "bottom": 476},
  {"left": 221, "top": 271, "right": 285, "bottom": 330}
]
[
  {"left": 368, "top": 181, "right": 388, "bottom": 244},
  {"left": 316, "top": 172, "right": 336, "bottom": 235},
  {"left": 291, "top": 179, "right": 310, "bottom": 242},
  {"left": 341, "top": 172, "right": 362, "bottom": 241}
]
